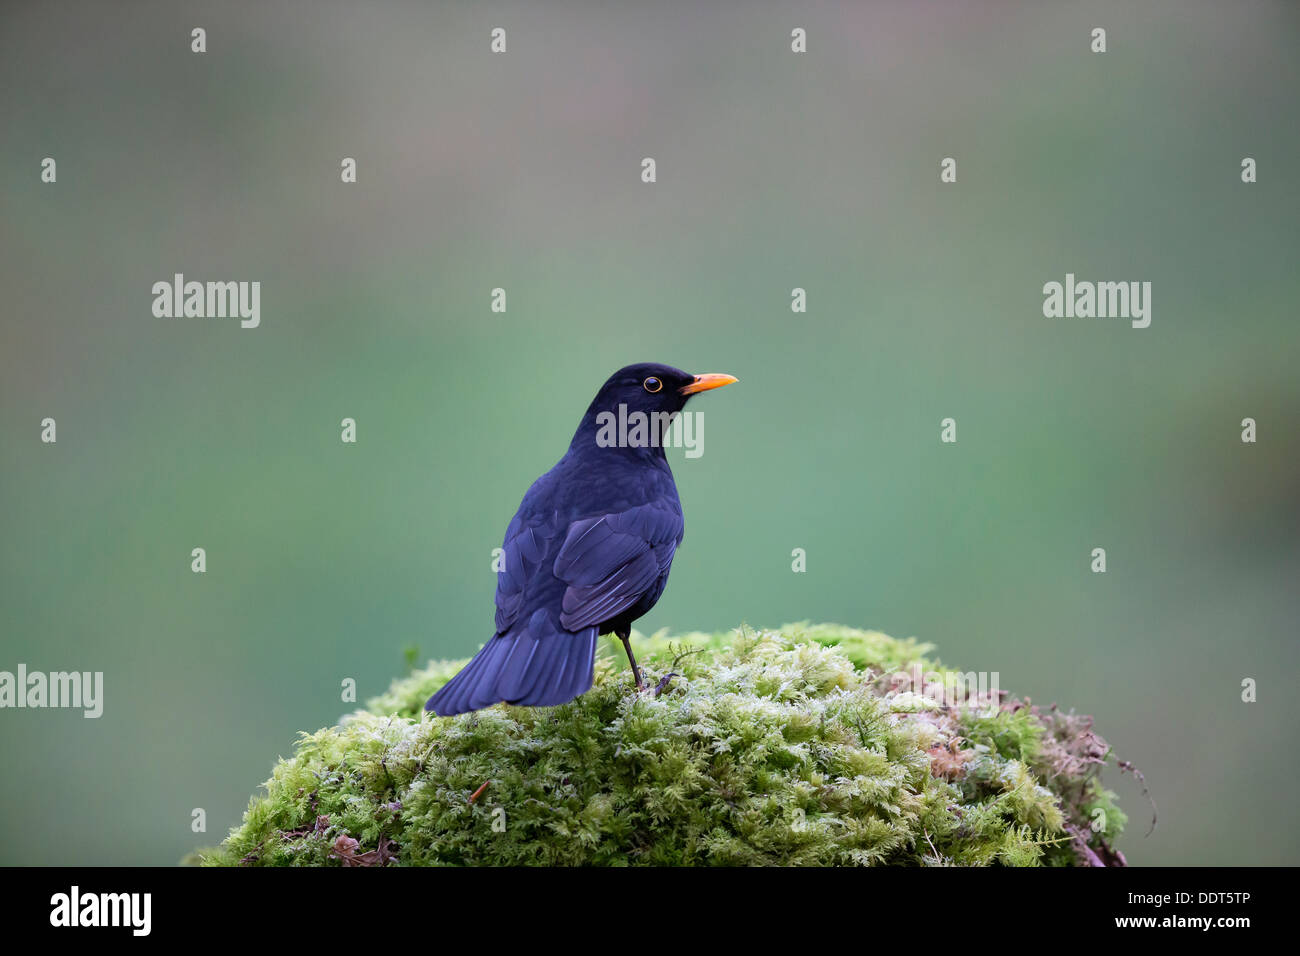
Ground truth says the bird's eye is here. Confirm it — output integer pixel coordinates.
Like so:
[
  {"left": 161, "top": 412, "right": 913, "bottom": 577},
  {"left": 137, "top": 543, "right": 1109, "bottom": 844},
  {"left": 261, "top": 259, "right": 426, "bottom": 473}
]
[{"left": 642, "top": 377, "right": 663, "bottom": 393}]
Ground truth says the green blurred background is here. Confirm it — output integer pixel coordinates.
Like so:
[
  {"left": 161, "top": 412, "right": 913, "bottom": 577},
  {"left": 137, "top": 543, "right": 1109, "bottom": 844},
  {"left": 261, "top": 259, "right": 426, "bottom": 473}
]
[{"left": 2, "top": 1, "right": 1297, "bottom": 865}]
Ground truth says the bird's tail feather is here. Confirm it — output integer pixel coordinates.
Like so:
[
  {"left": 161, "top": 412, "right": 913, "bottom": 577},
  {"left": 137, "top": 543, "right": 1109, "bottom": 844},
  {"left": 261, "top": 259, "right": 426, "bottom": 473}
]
[{"left": 425, "top": 610, "right": 597, "bottom": 716}]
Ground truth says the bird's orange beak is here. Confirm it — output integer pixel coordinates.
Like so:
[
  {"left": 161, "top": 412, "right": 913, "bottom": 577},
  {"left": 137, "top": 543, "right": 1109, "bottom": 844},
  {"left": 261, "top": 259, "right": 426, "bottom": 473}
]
[{"left": 679, "top": 373, "right": 739, "bottom": 396}]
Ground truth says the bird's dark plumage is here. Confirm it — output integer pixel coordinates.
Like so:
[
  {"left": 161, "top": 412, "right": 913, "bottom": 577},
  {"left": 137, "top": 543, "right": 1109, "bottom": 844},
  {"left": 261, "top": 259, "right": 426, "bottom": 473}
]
[{"left": 425, "top": 362, "right": 736, "bottom": 716}]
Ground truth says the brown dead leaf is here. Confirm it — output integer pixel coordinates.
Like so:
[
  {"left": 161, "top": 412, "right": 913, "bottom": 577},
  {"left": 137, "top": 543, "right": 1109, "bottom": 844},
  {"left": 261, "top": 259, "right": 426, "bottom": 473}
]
[
  {"left": 330, "top": 832, "right": 399, "bottom": 867},
  {"left": 927, "top": 741, "right": 973, "bottom": 781}
]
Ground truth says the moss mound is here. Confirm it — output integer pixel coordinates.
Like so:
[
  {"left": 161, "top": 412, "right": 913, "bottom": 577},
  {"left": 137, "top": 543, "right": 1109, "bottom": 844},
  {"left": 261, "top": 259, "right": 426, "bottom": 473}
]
[{"left": 199, "top": 624, "right": 1129, "bottom": 866}]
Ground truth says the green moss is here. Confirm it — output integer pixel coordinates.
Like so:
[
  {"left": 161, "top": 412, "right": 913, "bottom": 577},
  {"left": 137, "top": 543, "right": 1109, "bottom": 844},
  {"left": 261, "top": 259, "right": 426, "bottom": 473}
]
[{"left": 199, "top": 624, "right": 1128, "bottom": 866}]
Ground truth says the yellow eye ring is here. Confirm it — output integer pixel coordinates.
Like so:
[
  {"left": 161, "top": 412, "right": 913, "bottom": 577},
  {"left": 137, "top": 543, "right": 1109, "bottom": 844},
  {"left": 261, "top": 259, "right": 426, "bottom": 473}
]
[{"left": 643, "top": 377, "right": 663, "bottom": 393}]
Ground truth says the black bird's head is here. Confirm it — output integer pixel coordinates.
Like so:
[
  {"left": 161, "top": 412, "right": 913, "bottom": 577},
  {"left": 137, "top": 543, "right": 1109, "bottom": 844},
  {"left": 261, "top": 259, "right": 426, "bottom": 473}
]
[{"left": 572, "top": 362, "right": 738, "bottom": 456}]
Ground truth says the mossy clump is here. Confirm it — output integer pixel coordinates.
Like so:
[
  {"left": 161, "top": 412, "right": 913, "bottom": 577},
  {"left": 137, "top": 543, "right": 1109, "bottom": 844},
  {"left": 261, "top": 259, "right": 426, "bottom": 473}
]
[{"left": 199, "top": 623, "right": 1129, "bottom": 866}]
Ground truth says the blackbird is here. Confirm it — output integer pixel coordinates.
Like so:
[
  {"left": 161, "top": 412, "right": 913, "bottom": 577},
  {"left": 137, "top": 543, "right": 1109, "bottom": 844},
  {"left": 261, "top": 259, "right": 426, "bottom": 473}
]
[{"left": 425, "top": 363, "right": 737, "bottom": 716}]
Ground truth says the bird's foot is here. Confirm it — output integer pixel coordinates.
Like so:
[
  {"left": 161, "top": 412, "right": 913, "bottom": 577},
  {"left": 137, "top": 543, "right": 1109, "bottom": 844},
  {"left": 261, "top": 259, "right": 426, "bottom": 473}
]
[{"left": 653, "top": 672, "right": 678, "bottom": 698}]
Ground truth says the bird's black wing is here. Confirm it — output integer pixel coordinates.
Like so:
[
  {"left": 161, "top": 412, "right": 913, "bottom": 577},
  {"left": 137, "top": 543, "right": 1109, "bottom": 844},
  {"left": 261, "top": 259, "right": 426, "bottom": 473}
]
[
  {"left": 433, "top": 499, "right": 679, "bottom": 715},
  {"left": 551, "top": 500, "right": 684, "bottom": 632},
  {"left": 493, "top": 512, "right": 552, "bottom": 634}
]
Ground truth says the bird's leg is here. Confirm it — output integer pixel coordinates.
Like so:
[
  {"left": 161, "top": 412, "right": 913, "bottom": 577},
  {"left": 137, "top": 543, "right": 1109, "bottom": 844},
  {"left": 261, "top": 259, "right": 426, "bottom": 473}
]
[{"left": 616, "top": 628, "right": 646, "bottom": 692}]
